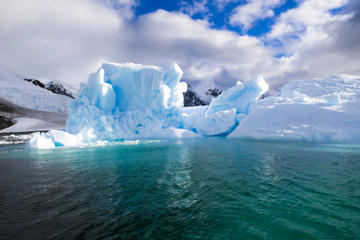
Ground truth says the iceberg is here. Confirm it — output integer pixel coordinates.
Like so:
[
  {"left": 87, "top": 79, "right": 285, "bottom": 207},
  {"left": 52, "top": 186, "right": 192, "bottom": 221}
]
[
  {"left": 27, "top": 64, "right": 271, "bottom": 148},
  {"left": 27, "top": 61, "right": 360, "bottom": 149},
  {"left": 187, "top": 76, "right": 269, "bottom": 136},
  {"left": 206, "top": 76, "right": 269, "bottom": 115},
  {"left": 65, "top": 62, "right": 191, "bottom": 139},
  {"left": 28, "top": 63, "right": 199, "bottom": 148}
]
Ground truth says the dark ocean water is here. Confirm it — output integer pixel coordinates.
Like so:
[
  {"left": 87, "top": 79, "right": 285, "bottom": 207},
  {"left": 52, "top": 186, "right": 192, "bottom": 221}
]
[{"left": 0, "top": 138, "right": 359, "bottom": 239}]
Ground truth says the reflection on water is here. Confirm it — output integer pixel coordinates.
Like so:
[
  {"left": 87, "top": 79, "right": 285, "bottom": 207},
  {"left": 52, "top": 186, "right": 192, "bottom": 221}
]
[
  {"left": 158, "top": 141, "right": 198, "bottom": 210},
  {"left": 0, "top": 139, "right": 359, "bottom": 240}
]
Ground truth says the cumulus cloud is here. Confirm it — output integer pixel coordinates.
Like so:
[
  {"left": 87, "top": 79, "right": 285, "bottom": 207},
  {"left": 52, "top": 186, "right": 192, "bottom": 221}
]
[
  {"left": 118, "top": 10, "right": 276, "bottom": 99},
  {"left": 265, "top": 0, "right": 360, "bottom": 87},
  {"left": 179, "top": 0, "right": 210, "bottom": 18},
  {"left": 268, "top": 0, "right": 349, "bottom": 40},
  {"left": 212, "top": 0, "right": 238, "bottom": 11},
  {"left": 102, "top": 0, "right": 139, "bottom": 20},
  {"left": 0, "top": 0, "right": 360, "bottom": 100},
  {"left": 0, "top": 0, "right": 124, "bottom": 84},
  {"left": 0, "top": 0, "right": 276, "bottom": 99},
  {"left": 230, "top": 0, "right": 284, "bottom": 30}
]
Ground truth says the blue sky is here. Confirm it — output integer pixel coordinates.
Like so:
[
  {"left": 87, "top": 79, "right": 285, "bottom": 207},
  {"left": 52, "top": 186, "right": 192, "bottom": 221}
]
[
  {"left": 135, "top": 0, "right": 300, "bottom": 37},
  {"left": 0, "top": 0, "right": 359, "bottom": 97}
]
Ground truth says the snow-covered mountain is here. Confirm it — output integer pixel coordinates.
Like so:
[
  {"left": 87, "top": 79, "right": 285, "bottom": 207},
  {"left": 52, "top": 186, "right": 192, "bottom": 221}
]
[
  {"left": 25, "top": 78, "right": 75, "bottom": 99},
  {"left": 0, "top": 68, "right": 74, "bottom": 133},
  {"left": 0, "top": 69, "right": 72, "bottom": 115}
]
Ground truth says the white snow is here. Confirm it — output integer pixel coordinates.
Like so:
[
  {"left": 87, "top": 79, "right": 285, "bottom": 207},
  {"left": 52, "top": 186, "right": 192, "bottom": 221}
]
[
  {"left": 229, "top": 74, "right": 360, "bottom": 141},
  {"left": 0, "top": 118, "right": 63, "bottom": 133},
  {"left": 0, "top": 69, "right": 70, "bottom": 114}
]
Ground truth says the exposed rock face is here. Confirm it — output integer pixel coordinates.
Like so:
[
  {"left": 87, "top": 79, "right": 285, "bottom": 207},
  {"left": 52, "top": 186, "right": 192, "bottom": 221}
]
[
  {"left": 46, "top": 81, "right": 75, "bottom": 99},
  {"left": 183, "top": 84, "right": 206, "bottom": 107},
  {"left": 0, "top": 102, "right": 16, "bottom": 130},
  {"left": 0, "top": 116, "right": 13, "bottom": 130},
  {"left": 206, "top": 88, "right": 222, "bottom": 98},
  {"left": 24, "top": 78, "right": 45, "bottom": 88},
  {"left": 24, "top": 78, "right": 75, "bottom": 99}
]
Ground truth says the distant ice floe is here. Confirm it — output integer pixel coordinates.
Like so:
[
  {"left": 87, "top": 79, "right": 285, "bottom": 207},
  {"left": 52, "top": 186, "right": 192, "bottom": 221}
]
[{"left": 28, "top": 63, "right": 360, "bottom": 148}]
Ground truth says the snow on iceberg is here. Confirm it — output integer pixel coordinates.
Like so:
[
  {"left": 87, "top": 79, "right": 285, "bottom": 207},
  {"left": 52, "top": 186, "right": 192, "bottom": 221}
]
[
  {"left": 229, "top": 74, "right": 360, "bottom": 141},
  {"left": 188, "top": 76, "right": 269, "bottom": 136}
]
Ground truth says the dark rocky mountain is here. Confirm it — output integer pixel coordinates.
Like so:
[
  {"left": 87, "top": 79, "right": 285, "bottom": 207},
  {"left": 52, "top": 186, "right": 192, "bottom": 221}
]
[
  {"left": 46, "top": 81, "right": 75, "bottom": 99},
  {"left": 183, "top": 84, "right": 206, "bottom": 107},
  {"left": 206, "top": 88, "right": 222, "bottom": 98},
  {"left": 24, "top": 78, "right": 75, "bottom": 99},
  {"left": 0, "top": 102, "right": 15, "bottom": 130}
]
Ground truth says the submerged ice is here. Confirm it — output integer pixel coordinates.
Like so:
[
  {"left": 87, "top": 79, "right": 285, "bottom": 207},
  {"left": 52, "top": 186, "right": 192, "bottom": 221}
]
[{"left": 28, "top": 62, "right": 360, "bottom": 148}]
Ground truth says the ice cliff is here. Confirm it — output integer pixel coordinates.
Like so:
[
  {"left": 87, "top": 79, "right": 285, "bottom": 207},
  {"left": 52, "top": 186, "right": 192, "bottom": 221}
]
[{"left": 28, "top": 62, "right": 360, "bottom": 148}]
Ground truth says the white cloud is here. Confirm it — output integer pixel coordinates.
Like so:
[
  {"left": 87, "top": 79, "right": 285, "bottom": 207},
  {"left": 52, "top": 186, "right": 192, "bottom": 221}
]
[
  {"left": 0, "top": 0, "right": 360, "bottom": 99},
  {"left": 268, "top": 0, "right": 349, "bottom": 40},
  {"left": 212, "top": 0, "right": 238, "bottom": 11},
  {"left": 265, "top": 0, "right": 360, "bottom": 85},
  {"left": 102, "top": 0, "right": 138, "bottom": 20},
  {"left": 0, "top": 1, "right": 276, "bottom": 97},
  {"left": 179, "top": 0, "right": 210, "bottom": 19},
  {"left": 0, "top": 0, "right": 125, "bottom": 84},
  {"left": 120, "top": 10, "right": 276, "bottom": 97},
  {"left": 230, "top": 0, "right": 284, "bottom": 30}
]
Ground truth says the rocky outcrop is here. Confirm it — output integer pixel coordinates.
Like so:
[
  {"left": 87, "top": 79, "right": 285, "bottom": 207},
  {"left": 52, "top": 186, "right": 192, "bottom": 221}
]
[
  {"left": 45, "top": 81, "right": 75, "bottom": 99},
  {"left": 24, "top": 78, "right": 75, "bottom": 99},
  {"left": 183, "top": 84, "right": 206, "bottom": 107}
]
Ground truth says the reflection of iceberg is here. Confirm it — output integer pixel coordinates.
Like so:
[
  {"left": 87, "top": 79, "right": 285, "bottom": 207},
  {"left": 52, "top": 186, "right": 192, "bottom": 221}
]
[{"left": 28, "top": 63, "right": 360, "bottom": 148}]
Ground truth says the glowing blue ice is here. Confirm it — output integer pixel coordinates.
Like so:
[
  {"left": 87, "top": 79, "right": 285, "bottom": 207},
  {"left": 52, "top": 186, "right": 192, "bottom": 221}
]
[{"left": 189, "top": 76, "right": 269, "bottom": 136}]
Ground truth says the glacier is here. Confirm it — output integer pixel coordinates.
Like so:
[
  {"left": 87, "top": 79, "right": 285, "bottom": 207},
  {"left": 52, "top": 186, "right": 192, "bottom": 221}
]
[{"left": 28, "top": 62, "right": 360, "bottom": 149}]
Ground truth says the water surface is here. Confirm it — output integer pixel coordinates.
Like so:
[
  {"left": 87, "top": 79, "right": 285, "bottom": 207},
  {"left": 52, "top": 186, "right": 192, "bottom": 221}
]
[{"left": 0, "top": 139, "right": 359, "bottom": 239}]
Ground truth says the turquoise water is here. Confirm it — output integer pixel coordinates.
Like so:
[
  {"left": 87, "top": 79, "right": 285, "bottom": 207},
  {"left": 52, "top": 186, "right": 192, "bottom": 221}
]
[{"left": 0, "top": 138, "right": 359, "bottom": 239}]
